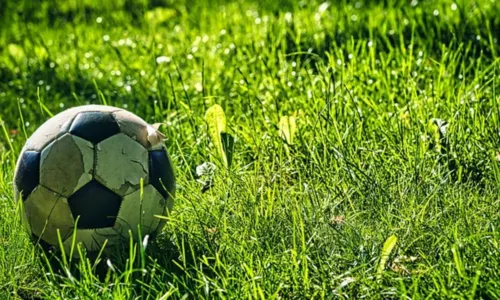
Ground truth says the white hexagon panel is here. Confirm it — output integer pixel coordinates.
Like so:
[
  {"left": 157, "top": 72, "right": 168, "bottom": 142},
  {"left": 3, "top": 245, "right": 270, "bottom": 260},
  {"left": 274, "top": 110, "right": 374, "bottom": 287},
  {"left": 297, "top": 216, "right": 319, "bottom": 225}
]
[
  {"left": 95, "top": 133, "right": 149, "bottom": 196},
  {"left": 40, "top": 133, "right": 94, "bottom": 198},
  {"left": 23, "top": 107, "right": 81, "bottom": 151},
  {"left": 63, "top": 227, "right": 125, "bottom": 254},
  {"left": 113, "top": 110, "right": 150, "bottom": 149},
  {"left": 24, "top": 186, "right": 75, "bottom": 245},
  {"left": 113, "top": 110, "right": 165, "bottom": 150},
  {"left": 115, "top": 184, "right": 166, "bottom": 239}
]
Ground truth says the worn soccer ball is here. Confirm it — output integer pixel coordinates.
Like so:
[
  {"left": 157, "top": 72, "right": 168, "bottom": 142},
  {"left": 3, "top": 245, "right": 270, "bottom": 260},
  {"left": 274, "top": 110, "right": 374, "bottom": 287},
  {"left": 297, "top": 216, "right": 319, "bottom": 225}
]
[{"left": 13, "top": 105, "right": 175, "bottom": 254}]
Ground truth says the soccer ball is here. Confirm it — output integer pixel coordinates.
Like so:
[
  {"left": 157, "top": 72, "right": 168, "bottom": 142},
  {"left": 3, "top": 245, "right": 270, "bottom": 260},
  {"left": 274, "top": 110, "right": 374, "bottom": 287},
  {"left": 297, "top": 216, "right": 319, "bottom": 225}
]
[{"left": 13, "top": 105, "right": 175, "bottom": 255}]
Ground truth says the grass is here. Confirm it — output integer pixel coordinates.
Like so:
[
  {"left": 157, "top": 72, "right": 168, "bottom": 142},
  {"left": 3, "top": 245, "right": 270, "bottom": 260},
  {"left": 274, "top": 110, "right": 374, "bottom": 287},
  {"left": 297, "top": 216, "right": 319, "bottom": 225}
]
[{"left": 1, "top": 0, "right": 500, "bottom": 298}]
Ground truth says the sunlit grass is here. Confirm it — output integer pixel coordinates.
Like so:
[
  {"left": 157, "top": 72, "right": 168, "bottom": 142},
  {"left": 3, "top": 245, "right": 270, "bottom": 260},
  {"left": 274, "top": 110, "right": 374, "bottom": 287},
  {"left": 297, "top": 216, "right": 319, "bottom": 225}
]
[{"left": 1, "top": 0, "right": 500, "bottom": 298}]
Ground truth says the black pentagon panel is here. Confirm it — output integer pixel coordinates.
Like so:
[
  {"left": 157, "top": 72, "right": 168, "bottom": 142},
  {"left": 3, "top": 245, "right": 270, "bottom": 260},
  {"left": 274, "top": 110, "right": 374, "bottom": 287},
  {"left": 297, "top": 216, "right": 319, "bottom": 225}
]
[
  {"left": 68, "top": 180, "right": 122, "bottom": 229},
  {"left": 14, "top": 151, "right": 41, "bottom": 201},
  {"left": 149, "top": 149, "right": 175, "bottom": 199},
  {"left": 69, "top": 112, "right": 120, "bottom": 144}
]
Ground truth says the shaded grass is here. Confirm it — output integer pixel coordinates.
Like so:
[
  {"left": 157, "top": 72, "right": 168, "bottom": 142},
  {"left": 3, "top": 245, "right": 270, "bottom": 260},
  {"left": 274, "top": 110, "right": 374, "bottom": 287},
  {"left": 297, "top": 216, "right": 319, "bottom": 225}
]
[{"left": 1, "top": 0, "right": 500, "bottom": 298}]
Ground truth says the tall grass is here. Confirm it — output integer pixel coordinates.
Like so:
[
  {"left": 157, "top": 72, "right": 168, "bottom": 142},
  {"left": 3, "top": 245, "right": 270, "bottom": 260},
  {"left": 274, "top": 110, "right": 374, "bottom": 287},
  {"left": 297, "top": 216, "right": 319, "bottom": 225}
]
[{"left": 0, "top": 0, "right": 499, "bottom": 298}]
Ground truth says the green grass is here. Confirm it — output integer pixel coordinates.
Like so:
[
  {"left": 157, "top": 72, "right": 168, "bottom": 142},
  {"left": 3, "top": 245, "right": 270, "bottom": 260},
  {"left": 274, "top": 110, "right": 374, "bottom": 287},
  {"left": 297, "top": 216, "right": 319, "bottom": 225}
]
[{"left": 1, "top": 0, "right": 500, "bottom": 298}]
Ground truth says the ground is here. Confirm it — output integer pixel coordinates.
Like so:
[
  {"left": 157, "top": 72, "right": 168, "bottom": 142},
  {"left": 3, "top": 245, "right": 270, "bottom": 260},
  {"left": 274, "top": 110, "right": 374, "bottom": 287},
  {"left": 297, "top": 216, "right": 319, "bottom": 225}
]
[{"left": 0, "top": 0, "right": 500, "bottom": 298}]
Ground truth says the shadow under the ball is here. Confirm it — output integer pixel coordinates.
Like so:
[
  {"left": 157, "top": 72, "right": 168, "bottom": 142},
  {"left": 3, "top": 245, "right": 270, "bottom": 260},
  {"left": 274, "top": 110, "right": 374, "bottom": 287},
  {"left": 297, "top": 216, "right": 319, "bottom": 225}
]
[
  {"left": 31, "top": 224, "right": 219, "bottom": 298},
  {"left": 31, "top": 232, "right": 189, "bottom": 287}
]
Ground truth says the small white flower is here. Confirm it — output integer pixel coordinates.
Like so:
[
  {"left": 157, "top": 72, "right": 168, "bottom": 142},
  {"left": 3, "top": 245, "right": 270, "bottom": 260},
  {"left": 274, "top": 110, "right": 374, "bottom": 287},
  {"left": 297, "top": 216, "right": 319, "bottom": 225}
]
[
  {"left": 142, "top": 234, "right": 149, "bottom": 249},
  {"left": 156, "top": 56, "right": 171, "bottom": 64},
  {"left": 106, "top": 259, "right": 116, "bottom": 272},
  {"left": 318, "top": 2, "right": 330, "bottom": 13},
  {"left": 196, "top": 162, "right": 216, "bottom": 177},
  {"left": 339, "top": 277, "right": 355, "bottom": 288}
]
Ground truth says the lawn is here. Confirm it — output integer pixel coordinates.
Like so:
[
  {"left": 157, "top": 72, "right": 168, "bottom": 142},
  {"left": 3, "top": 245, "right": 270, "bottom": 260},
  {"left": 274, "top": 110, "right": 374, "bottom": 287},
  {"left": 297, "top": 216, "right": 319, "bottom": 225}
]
[{"left": 1, "top": 0, "right": 500, "bottom": 298}]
